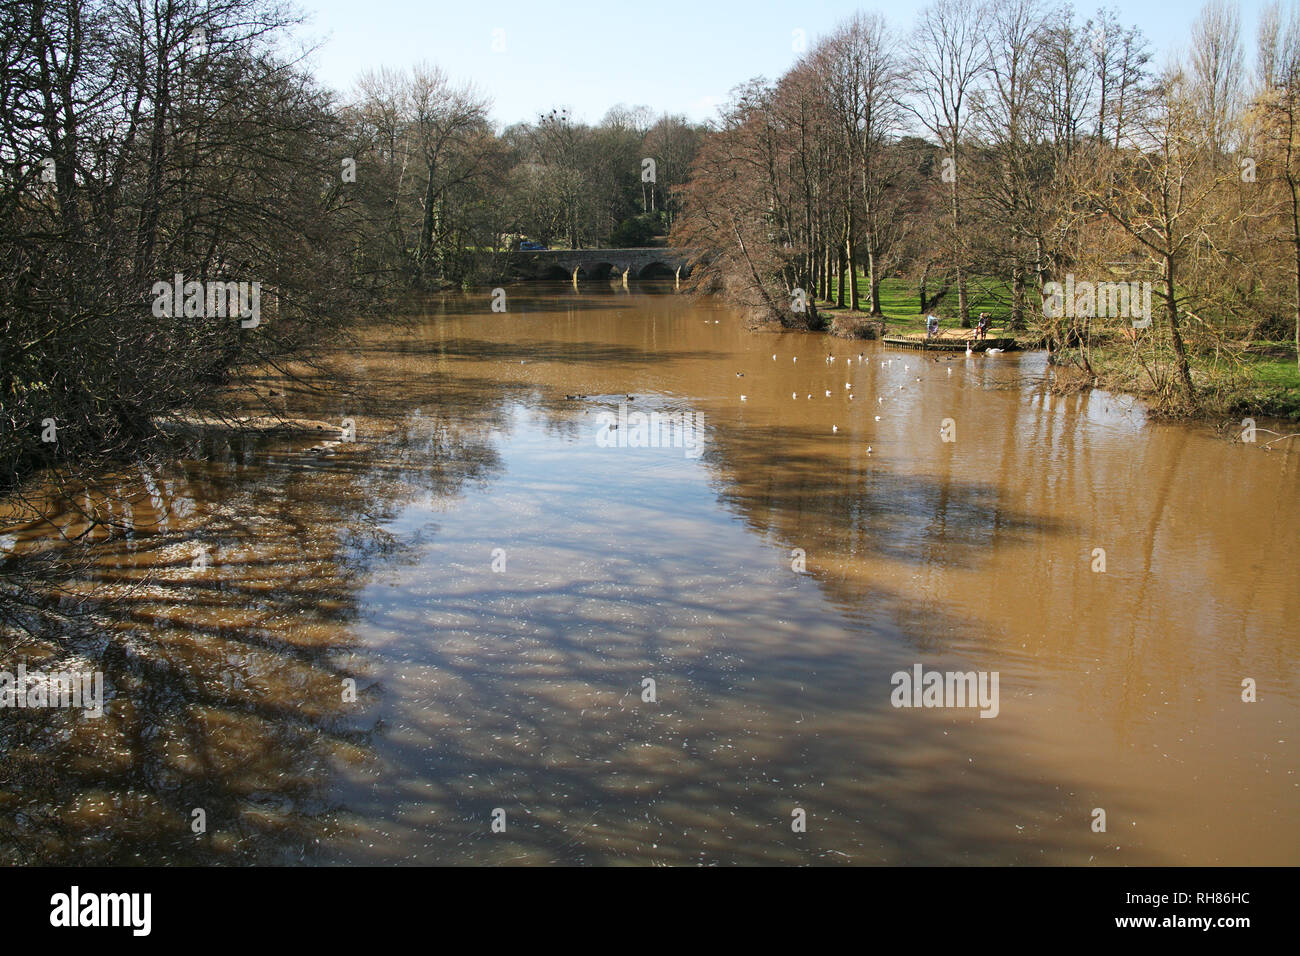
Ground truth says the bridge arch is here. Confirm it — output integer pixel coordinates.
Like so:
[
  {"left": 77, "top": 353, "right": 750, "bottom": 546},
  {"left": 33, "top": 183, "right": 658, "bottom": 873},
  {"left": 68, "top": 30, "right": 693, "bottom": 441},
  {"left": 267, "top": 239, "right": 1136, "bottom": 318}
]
[{"left": 638, "top": 261, "right": 676, "bottom": 279}]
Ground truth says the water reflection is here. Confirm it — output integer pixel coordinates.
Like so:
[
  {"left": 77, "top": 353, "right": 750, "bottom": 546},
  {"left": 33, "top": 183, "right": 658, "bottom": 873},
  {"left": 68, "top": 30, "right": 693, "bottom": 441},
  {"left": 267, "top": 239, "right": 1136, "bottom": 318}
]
[{"left": 1, "top": 384, "right": 510, "bottom": 863}]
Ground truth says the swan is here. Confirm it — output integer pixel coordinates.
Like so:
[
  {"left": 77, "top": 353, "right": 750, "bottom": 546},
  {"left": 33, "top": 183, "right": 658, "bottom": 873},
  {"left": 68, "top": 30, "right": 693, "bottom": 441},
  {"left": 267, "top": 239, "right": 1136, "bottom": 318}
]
[
  {"left": 986, "top": 347, "right": 1004, "bottom": 354},
  {"left": 740, "top": 395, "right": 747, "bottom": 401}
]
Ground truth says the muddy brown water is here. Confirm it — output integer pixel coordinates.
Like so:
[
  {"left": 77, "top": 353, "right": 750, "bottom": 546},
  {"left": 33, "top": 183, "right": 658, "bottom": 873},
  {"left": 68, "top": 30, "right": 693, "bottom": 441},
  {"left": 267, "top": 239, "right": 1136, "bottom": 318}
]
[{"left": 1, "top": 283, "right": 1296, "bottom": 865}]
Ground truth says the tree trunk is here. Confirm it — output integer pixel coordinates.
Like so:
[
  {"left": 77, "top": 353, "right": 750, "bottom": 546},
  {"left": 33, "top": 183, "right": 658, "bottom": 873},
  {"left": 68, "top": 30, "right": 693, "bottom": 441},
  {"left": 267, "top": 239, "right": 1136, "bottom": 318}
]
[
  {"left": 1011, "top": 260, "right": 1025, "bottom": 331},
  {"left": 957, "top": 269, "right": 969, "bottom": 327},
  {"left": 867, "top": 244, "right": 882, "bottom": 316},
  {"left": 1164, "top": 257, "right": 1195, "bottom": 400},
  {"left": 418, "top": 167, "right": 437, "bottom": 266},
  {"left": 845, "top": 226, "right": 859, "bottom": 311},
  {"left": 948, "top": 153, "right": 970, "bottom": 327},
  {"left": 836, "top": 242, "right": 846, "bottom": 308},
  {"left": 1286, "top": 133, "right": 1300, "bottom": 372}
]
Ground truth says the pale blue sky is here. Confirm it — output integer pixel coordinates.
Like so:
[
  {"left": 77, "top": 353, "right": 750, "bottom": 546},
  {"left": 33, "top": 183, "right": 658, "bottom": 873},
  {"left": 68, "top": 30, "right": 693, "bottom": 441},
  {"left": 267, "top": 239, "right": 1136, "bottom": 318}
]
[{"left": 294, "top": 0, "right": 1278, "bottom": 127}]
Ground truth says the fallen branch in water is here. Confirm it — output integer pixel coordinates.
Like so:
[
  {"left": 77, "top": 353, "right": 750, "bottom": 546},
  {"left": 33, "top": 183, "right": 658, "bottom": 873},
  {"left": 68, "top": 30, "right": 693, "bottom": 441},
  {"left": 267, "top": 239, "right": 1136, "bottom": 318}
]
[{"left": 1259, "top": 430, "right": 1300, "bottom": 448}]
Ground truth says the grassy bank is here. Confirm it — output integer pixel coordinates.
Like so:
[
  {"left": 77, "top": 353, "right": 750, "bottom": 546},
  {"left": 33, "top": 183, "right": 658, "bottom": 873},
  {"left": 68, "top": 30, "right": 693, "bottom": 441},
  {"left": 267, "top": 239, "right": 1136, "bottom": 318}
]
[
  {"left": 810, "top": 274, "right": 1300, "bottom": 421},
  {"left": 1077, "top": 342, "right": 1300, "bottom": 421},
  {"left": 816, "top": 276, "right": 1013, "bottom": 338}
]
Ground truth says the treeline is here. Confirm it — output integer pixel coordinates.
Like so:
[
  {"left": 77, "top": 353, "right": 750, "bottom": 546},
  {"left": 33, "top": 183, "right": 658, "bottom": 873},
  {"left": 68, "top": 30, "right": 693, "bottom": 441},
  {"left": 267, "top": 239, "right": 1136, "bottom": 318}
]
[
  {"left": 0, "top": 0, "right": 706, "bottom": 495},
  {"left": 343, "top": 69, "right": 703, "bottom": 284},
  {"left": 673, "top": 0, "right": 1300, "bottom": 410}
]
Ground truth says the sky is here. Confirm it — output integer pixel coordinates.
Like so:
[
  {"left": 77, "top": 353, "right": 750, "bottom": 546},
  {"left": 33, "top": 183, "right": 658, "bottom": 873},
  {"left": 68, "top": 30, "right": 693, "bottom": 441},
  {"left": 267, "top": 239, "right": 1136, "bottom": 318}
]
[{"left": 293, "top": 0, "right": 1279, "bottom": 128}]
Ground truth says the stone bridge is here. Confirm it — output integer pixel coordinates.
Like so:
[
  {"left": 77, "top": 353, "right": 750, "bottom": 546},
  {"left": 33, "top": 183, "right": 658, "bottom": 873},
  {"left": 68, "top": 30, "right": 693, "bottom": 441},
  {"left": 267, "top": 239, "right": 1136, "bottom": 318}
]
[{"left": 517, "top": 247, "right": 693, "bottom": 283}]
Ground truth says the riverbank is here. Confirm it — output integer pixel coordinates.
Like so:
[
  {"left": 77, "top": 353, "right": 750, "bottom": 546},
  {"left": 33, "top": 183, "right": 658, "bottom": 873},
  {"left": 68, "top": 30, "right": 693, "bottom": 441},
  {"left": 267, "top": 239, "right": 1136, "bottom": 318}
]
[
  {"left": 1048, "top": 344, "right": 1300, "bottom": 422},
  {"left": 811, "top": 282, "right": 1300, "bottom": 422}
]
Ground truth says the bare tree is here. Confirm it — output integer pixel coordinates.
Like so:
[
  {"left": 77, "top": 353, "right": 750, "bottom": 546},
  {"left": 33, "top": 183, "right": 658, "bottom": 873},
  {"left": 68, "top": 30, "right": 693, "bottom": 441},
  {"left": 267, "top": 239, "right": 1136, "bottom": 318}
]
[
  {"left": 1190, "top": 0, "right": 1245, "bottom": 157},
  {"left": 1087, "top": 69, "right": 1232, "bottom": 403},
  {"left": 404, "top": 64, "right": 490, "bottom": 275},
  {"left": 814, "top": 13, "right": 905, "bottom": 315},
  {"left": 907, "top": 0, "right": 991, "bottom": 326},
  {"left": 1256, "top": 0, "right": 1300, "bottom": 369},
  {"left": 975, "top": 0, "right": 1049, "bottom": 329}
]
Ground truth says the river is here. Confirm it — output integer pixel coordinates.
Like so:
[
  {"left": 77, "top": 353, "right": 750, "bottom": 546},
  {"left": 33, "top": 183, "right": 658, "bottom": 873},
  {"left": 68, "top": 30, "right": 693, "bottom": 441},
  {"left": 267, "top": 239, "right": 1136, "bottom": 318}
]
[{"left": 1, "top": 283, "right": 1296, "bottom": 865}]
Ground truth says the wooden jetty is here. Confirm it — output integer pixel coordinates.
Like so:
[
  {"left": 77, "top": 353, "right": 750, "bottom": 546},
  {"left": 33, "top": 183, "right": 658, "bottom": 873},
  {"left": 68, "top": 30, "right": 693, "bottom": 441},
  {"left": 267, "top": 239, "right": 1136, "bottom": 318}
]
[{"left": 882, "top": 335, "right": 1018, "bottom": 352}]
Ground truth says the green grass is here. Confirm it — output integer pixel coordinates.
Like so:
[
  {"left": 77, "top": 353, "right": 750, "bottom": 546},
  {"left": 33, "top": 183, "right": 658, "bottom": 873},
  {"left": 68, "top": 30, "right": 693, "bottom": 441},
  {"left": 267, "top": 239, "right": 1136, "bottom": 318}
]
[
  {"left": 1249, "top": 356, "right": 1300, "bottom": 386},
  {"left": 1238, "top": 357, "right": 1300, "bottom": 419},
  {"left": 816, "top": 273, "right": 1014, "bottom": 336}
]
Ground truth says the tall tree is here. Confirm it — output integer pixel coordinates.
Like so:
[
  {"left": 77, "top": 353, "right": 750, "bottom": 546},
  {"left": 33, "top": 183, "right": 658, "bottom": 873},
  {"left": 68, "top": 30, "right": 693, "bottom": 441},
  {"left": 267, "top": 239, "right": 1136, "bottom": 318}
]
[
  {"left": 1256, "top": 0, "right": 1300, "bottom": 369},
  {"left": 907, "top": 0, "right": 991, "bottom": 326}
]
